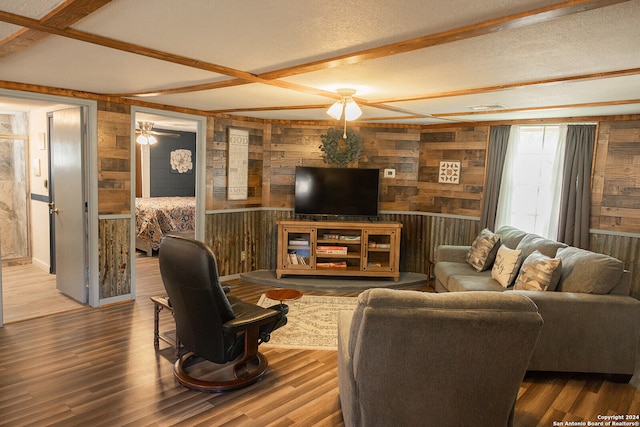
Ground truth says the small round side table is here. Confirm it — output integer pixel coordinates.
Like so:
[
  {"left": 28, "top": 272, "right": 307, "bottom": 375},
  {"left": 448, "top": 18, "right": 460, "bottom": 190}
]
[{"left": 265, "top": 288, "right": 303, "bottom": 306}]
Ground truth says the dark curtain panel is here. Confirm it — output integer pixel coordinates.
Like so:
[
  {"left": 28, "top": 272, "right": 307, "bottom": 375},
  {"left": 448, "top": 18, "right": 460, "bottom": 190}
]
[
  {"left": 557, "top": 125, "right": 595, "bottom": 249},
  {"left": 480, "top": 125, "right": 511, "bottom": 230}
]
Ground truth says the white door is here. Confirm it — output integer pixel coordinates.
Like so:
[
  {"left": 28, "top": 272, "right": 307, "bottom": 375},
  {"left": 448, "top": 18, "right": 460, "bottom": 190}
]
[{"left": 50, "top": 107, "right": 87, "bottom": 303}]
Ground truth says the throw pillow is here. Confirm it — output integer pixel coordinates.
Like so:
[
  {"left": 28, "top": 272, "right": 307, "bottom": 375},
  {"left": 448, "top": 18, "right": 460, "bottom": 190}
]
[
  {"left": 491, "top": 245, "right": 522, "bottom": 288},
  {"left": 556, "top": 247, "right": 623, "bottom": 294},
  {"left": 514, "top": 250, "right": 562, "bottom": 291},
  {"left": 466, "top": 229, "right": 501, "bottom": 272}
]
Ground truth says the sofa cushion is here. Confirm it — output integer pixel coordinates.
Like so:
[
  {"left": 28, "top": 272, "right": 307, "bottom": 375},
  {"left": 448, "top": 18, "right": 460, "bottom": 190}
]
[
  {"left": 466, "top": 229, "right": 501, "bottom": 272},
  {"left": 491, "top": 245, "right": 522, "bottom": 288},
  {"left": 514, "top": 250, "right": 562, "bottom": 291},
  {"left": 435, "top": 261, "right": 490, "bottom": 289},
  {"left": 495, "top": 226, "right": 528, "bottom": 249},
  {"left": 515, "top": 233, "right": 567, "bottom": 260},
  {"left": 556, "top": 247, "right": 624, "bottom": 294},
  {"left": 447, "top": 275, "right": 506, "bottom": 292}
]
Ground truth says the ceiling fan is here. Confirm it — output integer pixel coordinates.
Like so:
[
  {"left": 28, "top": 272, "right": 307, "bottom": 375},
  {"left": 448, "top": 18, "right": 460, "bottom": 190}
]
[{"left": 135, "top": 121, "right": 180, "bottom": 145}]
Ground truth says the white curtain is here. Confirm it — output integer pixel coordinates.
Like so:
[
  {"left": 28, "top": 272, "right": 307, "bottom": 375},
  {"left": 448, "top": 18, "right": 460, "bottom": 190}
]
[
  {"left": 495, "top": 125, "right": 567, "bottom": 239},
  {"left": 494, "top": 125, "right": 520, "bottom": 231}
]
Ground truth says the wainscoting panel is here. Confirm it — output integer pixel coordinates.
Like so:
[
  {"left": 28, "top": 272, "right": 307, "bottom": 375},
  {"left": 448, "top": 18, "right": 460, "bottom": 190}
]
[
  {"left": 382, "top": 213, "right": 430, "bottom": 274},
  {"left": 204, "top": 209, "right": 284, "bottom": 276},
  {"left": 205, "top": 210, "right": 481, "bottom": 278},
  {"left": 205, "top": 211, "right": 247, "bottom": 277},
  {"left": 428, "top": 215, "right": 480, "bottom": 264},
  {"left": 98, "top": 217, "right": 131, "bottom": 298},
  {"left": 202, "top": 210, "right": 638, "bottom": 299},
  {"left": 257, "top": 209, "right": 294, "bottom": 271}
]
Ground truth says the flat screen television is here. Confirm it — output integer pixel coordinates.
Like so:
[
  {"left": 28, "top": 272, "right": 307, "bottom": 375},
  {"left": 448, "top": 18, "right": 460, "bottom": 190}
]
[{"left": 294, "top": 166, "right": 380, "bottom": 217}]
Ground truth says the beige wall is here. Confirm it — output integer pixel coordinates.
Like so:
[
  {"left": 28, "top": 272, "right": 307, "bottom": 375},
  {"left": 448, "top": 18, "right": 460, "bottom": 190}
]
[{"left": 28, "top": 107, "right": 51, "bottom": 271}]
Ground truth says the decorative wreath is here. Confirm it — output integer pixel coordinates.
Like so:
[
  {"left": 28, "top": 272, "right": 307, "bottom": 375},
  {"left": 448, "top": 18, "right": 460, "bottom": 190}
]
[{"left": 319, "top": 128, "right": 364, "bottom": 167}]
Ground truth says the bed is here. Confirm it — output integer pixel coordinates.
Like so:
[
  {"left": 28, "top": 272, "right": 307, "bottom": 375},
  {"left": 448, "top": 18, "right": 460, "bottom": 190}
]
[{"left": 135, "top": 197, "right": 196, "bottom": 256}]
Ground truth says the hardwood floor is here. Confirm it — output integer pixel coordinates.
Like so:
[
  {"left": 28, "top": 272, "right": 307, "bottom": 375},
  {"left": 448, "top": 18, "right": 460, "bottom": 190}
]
[
  {"left": 0, "top": 255, "right": 638, "bottom": 426},
  {"left": 1, "top": 262, "right": 85, "bottom": 324}
]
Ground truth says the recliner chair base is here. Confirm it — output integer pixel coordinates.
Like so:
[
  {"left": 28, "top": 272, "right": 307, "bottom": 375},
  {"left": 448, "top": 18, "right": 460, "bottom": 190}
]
[{"left": 174, "top": 351, "right": 269, "bottom": 392}]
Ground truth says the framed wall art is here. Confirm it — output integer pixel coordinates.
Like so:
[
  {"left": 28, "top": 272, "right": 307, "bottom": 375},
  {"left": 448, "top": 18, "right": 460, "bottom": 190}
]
[
  {"left": 227, "top": 128, "right": 249, "bottom": 200},
  {"left": 439, "top": 161, "right": 460, "bottom": 184}
]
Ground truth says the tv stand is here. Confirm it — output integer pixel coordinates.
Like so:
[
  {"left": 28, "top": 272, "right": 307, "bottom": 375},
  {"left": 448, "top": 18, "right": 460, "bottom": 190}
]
[{"left": 276, "top": 219, "right": 402, "bottom": 281}]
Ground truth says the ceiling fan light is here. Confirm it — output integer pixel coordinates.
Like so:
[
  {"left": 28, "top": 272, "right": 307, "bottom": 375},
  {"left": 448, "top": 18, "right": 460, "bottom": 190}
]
[
  {"left": 136, "top": 134, "right": 158, "bottom": 145},
  {"left": 343, "top": 99, "right": 362, "bottom": 121},
  {"left": 327, "top": 100, "right": 344, "bottom": 120}
]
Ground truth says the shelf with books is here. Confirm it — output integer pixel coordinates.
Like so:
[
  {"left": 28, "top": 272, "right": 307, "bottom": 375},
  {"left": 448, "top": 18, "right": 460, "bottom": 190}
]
[{"left": 276, "top": 220, "right": 402, "bottom": 281}]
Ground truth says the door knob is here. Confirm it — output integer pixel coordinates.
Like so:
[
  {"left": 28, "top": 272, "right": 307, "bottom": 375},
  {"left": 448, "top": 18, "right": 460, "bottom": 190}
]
[{"left": 49, "top": 202, "right": 58, "bottom": 215}]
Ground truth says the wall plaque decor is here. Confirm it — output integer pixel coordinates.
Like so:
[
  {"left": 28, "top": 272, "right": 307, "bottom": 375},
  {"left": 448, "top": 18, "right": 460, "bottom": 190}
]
[
  {"left": 439, "top": 161, "right": 460, "bottom": 184},
  {"left": 227, "top": 128, "right": 249, "bottom": 200},
  {"left": 170, "top": 149, "right": 193, "bottom": 174}
]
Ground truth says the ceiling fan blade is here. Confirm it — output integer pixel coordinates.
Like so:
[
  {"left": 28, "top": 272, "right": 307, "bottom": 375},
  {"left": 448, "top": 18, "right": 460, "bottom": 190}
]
[
  {"left": 150, "top": 130, "right": 180, "bottom": 137},
  {"left": 135, "top": 129, "right": 180, "bottom": 137}
]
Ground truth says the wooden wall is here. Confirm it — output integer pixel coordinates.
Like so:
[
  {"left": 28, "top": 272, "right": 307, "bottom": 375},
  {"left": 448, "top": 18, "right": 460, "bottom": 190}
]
[
  {"left": 206, "top": 117, "right": 264, "bottom": 210},
  {"left": 88, "top": 103, "right": 640, "bottom": 297},
  {"left": 418, "top": 127, "right": 488, "bottom": 216},
  {"left": 204, "top": 122, "right": 486, "bottom": 276},
  {"left": 96, "top": 103, "right": 131, "bottom": 299},
  {"left": 592, "top": 120, "right": 640, "bottom": 233},
  {"left": 97, "top": 103, "right": 131, "bottom": 215},
  {"left": 204, "top": 208, "right": 479, "bottom": 277},
  {"left": 98, "top": 218, "right": 130, "bottom": 298}
]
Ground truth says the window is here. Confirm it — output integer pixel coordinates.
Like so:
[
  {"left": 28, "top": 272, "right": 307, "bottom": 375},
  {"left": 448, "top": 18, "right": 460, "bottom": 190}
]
[{"left": 495, "top": 125, "right": 567, "bottom": 239}]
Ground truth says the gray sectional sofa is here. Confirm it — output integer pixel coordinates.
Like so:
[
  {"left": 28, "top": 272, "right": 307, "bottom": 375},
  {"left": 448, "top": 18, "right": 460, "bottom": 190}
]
[{"left": 434, "top": 226, "right": 640, "bottom": 380}]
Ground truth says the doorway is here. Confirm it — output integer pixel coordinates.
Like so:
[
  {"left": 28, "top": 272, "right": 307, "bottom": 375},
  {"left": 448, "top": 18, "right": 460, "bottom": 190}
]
[
  {"left": 0, "top": 93, "right": 96, "bottom": 325},
  {"left": 130, "top": 108, "right": 206, "bottom": 297}
]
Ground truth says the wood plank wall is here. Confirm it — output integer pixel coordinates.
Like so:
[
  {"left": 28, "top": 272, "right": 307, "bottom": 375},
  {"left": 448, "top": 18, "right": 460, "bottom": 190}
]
[
  {"left": 592, "top": 120, "right": 640, "bottom": 233},
  {"left": 589, "top": 120, "right": 640, "bottom": 295},
  {"left": 97, "top": 103, "right": 131, "bottom": 215},
  {"left": 206, "top": 116, "right": 264, "bottom": 210},
  {"left": 96, "top": 103, "right": 132, "bottom": 299},
  {"left": 89, "top": 104, "right": 639, "bottom": 298},
  {"left": 418, "top": 127, "right": 488, "bottom": 216}
]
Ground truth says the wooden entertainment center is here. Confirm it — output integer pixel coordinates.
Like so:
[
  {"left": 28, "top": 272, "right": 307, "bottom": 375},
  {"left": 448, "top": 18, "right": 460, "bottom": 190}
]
[{"left": 276, "top": 219, "right": 402, "bottom": 281}]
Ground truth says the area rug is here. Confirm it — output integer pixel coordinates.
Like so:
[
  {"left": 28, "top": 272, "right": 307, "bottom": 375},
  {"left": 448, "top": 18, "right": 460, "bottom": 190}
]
[{"left": 257, "top": 294, "right": 358, "bottom": 350}]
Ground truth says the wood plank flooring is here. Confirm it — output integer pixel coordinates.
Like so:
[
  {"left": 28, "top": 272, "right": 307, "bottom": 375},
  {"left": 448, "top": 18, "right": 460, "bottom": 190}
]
[
  {"left": 1, "top": 262, "right": 85, "bottom": 324},
  {"left": 0, "top": 254, "right": 639, "bottom": 426}
]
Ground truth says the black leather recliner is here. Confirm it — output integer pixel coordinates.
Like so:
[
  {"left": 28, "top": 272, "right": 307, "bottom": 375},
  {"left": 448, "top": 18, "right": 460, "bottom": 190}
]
[{"left": 159, "top": 234, "right": 287, "bottom": 392}]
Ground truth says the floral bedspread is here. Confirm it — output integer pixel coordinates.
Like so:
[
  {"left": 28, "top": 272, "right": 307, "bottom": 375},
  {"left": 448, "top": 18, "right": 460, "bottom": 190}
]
[{"left": 135, "top": 197, "right": 196, "bottom": 250}]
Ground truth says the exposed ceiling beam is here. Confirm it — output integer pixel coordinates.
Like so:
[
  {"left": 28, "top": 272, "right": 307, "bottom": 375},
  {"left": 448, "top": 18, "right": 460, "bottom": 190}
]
[
  {"left": 256, "top": 0, "right": 632, "bottom": 80},
  {"left": 0, "top": 0, "right": 633, "bottom": 121},
  {"left": 115, "top": 0, "right": 633, "bottom": 102},
  {"left": 0, "top": 9, "right": 260, "bottom": 81},
  {"left": 199, "top": 67, "right": 640, "bottom": 116},
  {"left": 432, "top": 98, "right": 640, "bottom": 118},
  {"left": 372, "top": 68, "right": 640, "bottom": 104},
  {"left": 0, "top": 0, "right": 112, "bottom": 59}
]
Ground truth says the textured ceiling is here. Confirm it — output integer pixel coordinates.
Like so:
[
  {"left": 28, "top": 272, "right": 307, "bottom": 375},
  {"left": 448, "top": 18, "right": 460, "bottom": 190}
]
[{"left": 0, "top": 0, "right": 638, "bottom": 126}]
